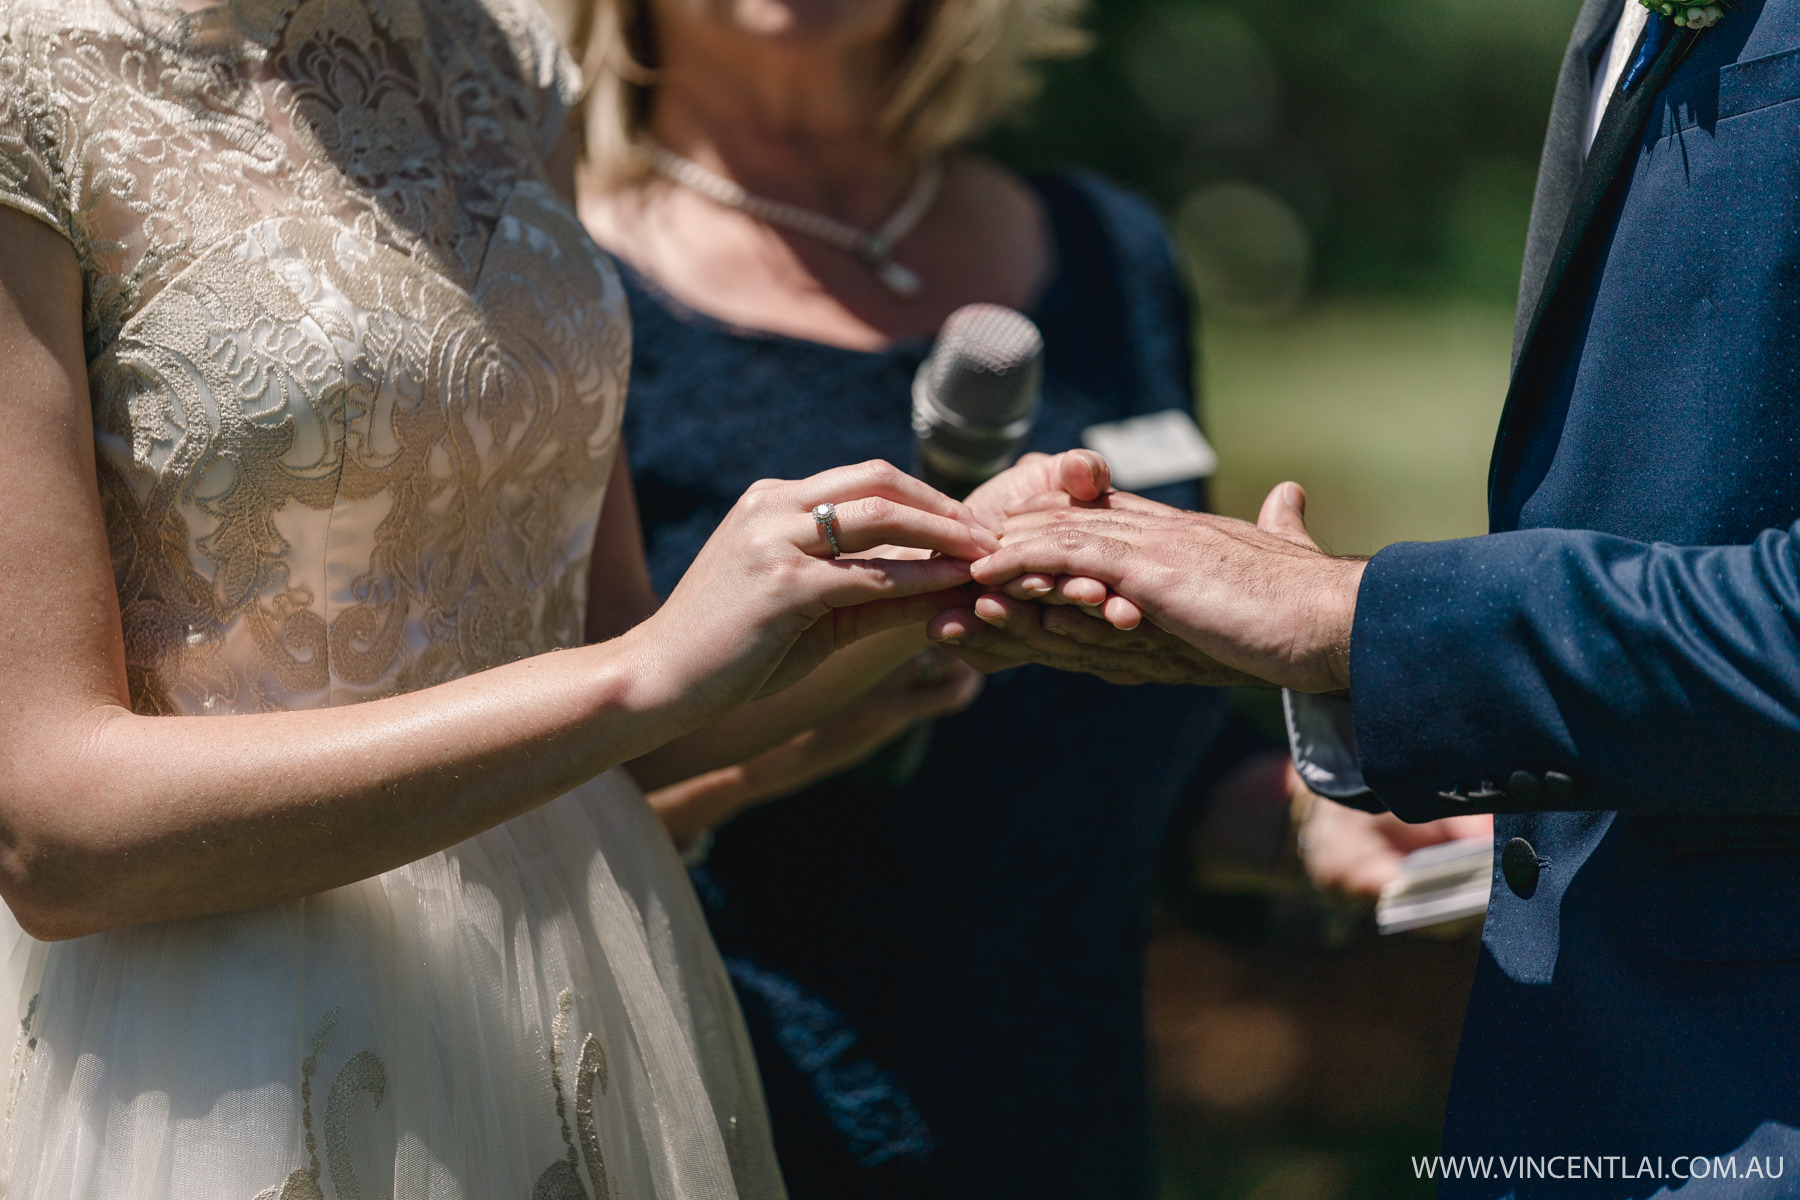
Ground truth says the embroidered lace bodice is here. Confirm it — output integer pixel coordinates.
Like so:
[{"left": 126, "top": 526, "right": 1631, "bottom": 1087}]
[
  {"left": 0, "top": 0, "right": 628, "bottom": 716},
  {"left": 0, "top": 7, "right": 785, "bottom": 1198}
]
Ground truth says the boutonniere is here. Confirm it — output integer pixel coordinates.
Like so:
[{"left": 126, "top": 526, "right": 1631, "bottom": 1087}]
[
  {"left": 1639, "top": 0, "right": 1727, "bottom": 29},
  {"left": 1623, "top": 1, "right": 1729, "bottom": 92}
]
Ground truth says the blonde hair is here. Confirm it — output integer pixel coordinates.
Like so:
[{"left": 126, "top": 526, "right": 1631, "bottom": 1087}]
[{"left": 554, "top": 0, "right": 1091, "bottom": 183}]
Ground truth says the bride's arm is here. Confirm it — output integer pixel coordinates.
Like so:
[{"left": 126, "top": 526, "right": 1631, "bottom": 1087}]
[
  {"left": 588, "top": 452, "right": 1123, "bottom": 798},
  {"left": 580, "top": 447, "right": 952, "bottom": 791},
  {"left": 0, "top": 208, "right": 992, "bottom": 942}
]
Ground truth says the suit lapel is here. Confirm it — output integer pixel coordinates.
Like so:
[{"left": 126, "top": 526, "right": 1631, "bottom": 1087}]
[
  {"left": 1487, "top": 17, "right": 1695, "bottom": 520},
  {"left": 1514, "top": 0, "right": 1628, "bottom": 364}
]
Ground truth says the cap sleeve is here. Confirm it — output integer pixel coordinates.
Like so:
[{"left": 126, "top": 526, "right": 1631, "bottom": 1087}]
[
  {"left": 500, "top": 0, "right": 584, "bottom": 158},
  {"left": 0, "top": 13, "right": 76, "bottom": 246}
]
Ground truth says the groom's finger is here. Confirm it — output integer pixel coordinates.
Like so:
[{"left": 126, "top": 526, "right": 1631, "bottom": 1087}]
[
  {"left": 971, "top": 526, "right": 1137, "bottom": 590},
  {"left": 1256, "top": 481, "right": 1321, "bottom": 550},
  {"left": 1057, "top": 449, "right": 1111, "bottom": 503},
  {"left": 1037, "top": 608, "right": 1262, "bottom": 685},
  {"left": 953, "top": 595, "right": 1106, "bottom": 657},
  {"left": 1039, "top": 604, "right": 1161, "bottom": 649},
  {"left": 998, "top": 573, "right": 1057, "bottom": 601},
  {"left": 1052, "top": 575, "right": 1110, "bottom": 608},
  {"left": 940, "top": 595, "right": 1189, "bottom": 683},
  {"left": 1101, "top": 593, "right": 1143, "bottom": 630}
]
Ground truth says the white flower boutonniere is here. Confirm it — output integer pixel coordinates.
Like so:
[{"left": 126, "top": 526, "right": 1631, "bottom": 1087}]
[
  {"left": 1622, "top": 0, "right": 1730, "bottom": 92},
  {"left": 1639, "top": 0, "right": 1728, "bottom": 30}
]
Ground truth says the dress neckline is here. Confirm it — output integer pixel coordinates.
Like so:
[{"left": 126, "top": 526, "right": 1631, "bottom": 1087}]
[{"left": 612, "top": 174, "right": 1074, "bottom": 361}]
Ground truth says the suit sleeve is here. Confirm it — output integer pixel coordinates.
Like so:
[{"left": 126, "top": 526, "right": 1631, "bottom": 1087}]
[{"left": 1352, "top": 523, "right": 1800, "bottom": 821}]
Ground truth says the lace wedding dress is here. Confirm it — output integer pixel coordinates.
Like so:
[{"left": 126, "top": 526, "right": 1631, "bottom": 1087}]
[{"left": 0, "top": 0, "right": 785, "bottom": 1196}]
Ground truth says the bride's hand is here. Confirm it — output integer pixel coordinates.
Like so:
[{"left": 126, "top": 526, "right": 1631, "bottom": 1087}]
[{"left": 635, "top": 461, "right": 998, "bottom": 721}]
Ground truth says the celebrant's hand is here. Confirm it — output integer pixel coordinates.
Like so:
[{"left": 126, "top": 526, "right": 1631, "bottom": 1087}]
[
  {"left": 1300, "top": 796, "right": 1494, "bottom": 900},
  {"left": 954, "top": 481, "right": 1365, "bottom": 693}
]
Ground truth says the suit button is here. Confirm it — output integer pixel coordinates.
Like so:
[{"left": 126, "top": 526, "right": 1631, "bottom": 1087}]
[
  {"left": 1544, "top": 772, "right": 1578, "bottom": 803},
  {"left": 1502, "top": 837, "right": 1541, "bottom": 898},
  {"left": 1507, "top": 770, "right": 1544, "bottom": 806}
]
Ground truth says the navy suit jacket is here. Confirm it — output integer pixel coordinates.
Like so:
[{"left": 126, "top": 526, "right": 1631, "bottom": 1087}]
[{"left": 1349, "top": 0, "right": 1800, "bottom": 1193}]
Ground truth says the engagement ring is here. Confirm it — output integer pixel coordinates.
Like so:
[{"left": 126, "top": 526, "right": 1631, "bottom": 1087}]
[{"left": 812, "top": 503, "right": 842, "bottom": 557}]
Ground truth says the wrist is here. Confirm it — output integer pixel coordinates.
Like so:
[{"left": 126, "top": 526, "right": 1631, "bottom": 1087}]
[
  {"left": 595, "top": 617, "right": 719, "bottom": 757},
  {"left": 1312, "top": 557, "right": 1366, "bottom": 694}
]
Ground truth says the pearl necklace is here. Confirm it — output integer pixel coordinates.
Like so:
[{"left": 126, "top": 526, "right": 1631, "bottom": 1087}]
[{"left": 646, "top": 144, "right": 942, "bottom": 298}]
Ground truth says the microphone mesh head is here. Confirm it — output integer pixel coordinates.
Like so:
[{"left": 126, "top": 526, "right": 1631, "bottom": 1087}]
[{"left": 924, "top": 304, "right": 1044, "bottom": 427}]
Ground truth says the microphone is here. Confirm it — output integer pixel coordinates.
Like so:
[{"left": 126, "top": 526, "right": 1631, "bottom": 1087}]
[{"left": 912, "top": 304, "right": 1044, "bottom": 499}]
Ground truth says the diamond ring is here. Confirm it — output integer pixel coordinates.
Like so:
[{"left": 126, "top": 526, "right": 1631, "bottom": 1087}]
[{"left": 812, "top": 502, "right": 842, "bottom": 557}]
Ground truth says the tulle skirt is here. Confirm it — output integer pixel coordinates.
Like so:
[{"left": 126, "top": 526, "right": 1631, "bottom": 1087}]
[{"left": 0, "top": 771, "right": 786, "bottom": 1200}]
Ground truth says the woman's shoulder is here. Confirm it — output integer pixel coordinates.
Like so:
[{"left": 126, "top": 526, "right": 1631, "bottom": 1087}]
[
  {"left": 0, "top": 0, "right": 92, "bottom": 251},
  {"left": 1032, "top": 170, "right": 1184, "bottom": 285},
  {"left": 1023, "top": 169, "right": 1198, "bottom": 423}
]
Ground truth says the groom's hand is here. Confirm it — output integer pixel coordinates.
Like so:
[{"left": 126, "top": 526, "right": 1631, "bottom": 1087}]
[
  {"left": 941, "top": 483, "right": 1366, "bottom": 694},
  {"left": 961, "top": 449, "right": 1112, "bottom": 524},
  {"left": 928, "top": 586, "right": 1265, "bottom": 686}
]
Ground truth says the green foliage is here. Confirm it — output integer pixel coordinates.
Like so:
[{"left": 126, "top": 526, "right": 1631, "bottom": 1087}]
[{"left": 983, "top": 0, "right": 1585, "bottom": 301}]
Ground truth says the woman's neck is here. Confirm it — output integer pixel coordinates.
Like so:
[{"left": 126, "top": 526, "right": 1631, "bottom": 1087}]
[{"left": 648, "top": 25, "right": 915, "bottom": 225}]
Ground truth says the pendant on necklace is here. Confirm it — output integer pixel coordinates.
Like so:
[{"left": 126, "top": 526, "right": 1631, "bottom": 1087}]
[{"left": 876, "top": 259, "right": 924, "bottom": 299}]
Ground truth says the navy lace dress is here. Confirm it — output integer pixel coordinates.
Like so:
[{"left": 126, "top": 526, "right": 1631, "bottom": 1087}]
[{"left": 621, "top": 172, "right": 1229, "bottom": 1200}]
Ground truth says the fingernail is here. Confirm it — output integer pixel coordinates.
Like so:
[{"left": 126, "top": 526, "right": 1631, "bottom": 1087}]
[{"left": 1023, "top": 581, "right": 1052, "bottom": 598}]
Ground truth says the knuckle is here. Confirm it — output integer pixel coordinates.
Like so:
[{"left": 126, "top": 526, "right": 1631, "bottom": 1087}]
[
  {"left": 854, "top": 495, "right": 899, "bottom": 528},
  {"left": 739, "top": 480, "right": 782, "bottom": 515}
]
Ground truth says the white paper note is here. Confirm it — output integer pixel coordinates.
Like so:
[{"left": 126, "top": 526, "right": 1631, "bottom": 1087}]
[{"left": 1081, "top": 409, "right": 1219, "bottom": 490}]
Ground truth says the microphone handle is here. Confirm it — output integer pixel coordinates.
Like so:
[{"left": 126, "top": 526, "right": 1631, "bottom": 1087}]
[
  {"left": 913, "top": 422, "right": 1033, "bottom": 501},
  {"left": 915, "top": 455, "right": 979, "bottom": 501}
]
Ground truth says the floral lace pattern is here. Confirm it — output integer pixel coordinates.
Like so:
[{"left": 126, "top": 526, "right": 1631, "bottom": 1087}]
[
  {"left": 0, "top": 0, "right": 627, "bottom": 713},
  {"left": 0, "top": 15, "right": 782, "bottom": 1200}
]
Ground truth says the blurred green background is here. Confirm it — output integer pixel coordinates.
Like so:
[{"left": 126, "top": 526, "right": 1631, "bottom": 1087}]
[
  {"left": 986, "top": 0, "right": 1584, "bottom": 554},
  {"left": 981, "top": 3, "right": 1586, "bottom": 1197}
]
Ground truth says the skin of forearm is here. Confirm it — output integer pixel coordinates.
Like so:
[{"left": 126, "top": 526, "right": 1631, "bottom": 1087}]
[
  {"left": 0, "top": 622, "right": 702, "bottom": 942},
  {"left": 626, "top": 621, "right": 925, "bottom": 790}
]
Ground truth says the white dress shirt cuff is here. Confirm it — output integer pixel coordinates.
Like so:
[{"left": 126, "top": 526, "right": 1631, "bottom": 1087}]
[{"left": 1283, "top": 690, "right": 1373, "bottom": 800}]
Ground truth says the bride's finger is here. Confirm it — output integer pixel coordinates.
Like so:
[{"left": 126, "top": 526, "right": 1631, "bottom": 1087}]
[
  {"left": 809, "top": 556, "right": 974, "bottom": 609},
  {"left": 808, "top": 495, "right": 998, "bottom": 561},
  {"left": 798, "top": 460, "right": 996, "bottom": 532}
]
